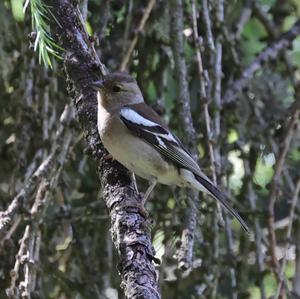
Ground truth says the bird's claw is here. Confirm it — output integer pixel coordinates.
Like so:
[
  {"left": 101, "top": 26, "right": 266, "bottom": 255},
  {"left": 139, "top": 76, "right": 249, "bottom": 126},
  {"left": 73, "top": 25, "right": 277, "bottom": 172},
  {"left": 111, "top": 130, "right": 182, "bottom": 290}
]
[{"left": 138, "top": 203, "right": 149, "bottom": 218}]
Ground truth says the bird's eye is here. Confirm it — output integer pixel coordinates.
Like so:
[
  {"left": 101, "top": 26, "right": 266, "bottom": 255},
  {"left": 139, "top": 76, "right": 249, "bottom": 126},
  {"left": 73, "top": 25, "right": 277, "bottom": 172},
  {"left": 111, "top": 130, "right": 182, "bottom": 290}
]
[{"left": 112, "top": 85, "right": 122, "bottom": 92}]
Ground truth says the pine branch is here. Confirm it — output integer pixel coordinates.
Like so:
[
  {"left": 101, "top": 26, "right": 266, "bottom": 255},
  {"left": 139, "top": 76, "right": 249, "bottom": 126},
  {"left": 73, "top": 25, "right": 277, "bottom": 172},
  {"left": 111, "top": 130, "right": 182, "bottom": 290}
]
[
  {"left": 25, "top": 0, "right": 63, "bottom": 68},
  {"left": 222, "top": 19, "right": 300, "bottom": 104}
]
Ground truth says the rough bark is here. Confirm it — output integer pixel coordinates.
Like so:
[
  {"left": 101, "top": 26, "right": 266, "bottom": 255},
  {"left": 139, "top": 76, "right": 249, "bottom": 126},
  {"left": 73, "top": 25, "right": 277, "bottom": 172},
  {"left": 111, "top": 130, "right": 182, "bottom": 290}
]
[
  {"left": 47, "top": 1, "right": 160, "bottom": 298},
  {"left": 170, "top": 0, "right": 199, "bottom": 270}
]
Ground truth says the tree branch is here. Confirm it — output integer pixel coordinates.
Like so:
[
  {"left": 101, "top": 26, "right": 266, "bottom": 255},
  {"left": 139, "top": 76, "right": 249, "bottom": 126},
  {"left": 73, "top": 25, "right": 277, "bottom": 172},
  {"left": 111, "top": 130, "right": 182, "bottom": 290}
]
[
  {"left": 191, "top": 0, "right": 224, "bottom": 229},
  {"left": 47, "top": 1, "right": 160, "bottom": 298},
  {"left": 252, "top": 1, "right": 297, "bottom": 84},
  {"left": 0, "top": 105, "right": 74, "bottom": 235},
  {"left": 120, "top": 0, "right": 156, "bottom": 72},
  {"left": 170, "top": 0, "right": 199, "bottom": 270},
  {"left": 243, "top": 157, "right": 266, "bottom": 299},
  {"left": 222, "top": 19, "right": 300, "bottom": 104},
  {"left": 267, "top": 105, "right": 300, "bottom": 273},
  {"left": 275, "top": 178, "right": 300, "bottom": 299}
]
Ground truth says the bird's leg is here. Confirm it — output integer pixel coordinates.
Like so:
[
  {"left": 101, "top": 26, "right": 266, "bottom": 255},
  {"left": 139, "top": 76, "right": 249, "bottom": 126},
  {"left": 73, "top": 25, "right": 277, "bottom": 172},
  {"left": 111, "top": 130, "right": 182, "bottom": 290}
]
[
  {"left": 137, "top": 179, "right": 157, "bottom": 218},
  {"left": 132, "top": 173, "right": 139, "bottom": 193},
  {"left": 141, "top": 179, "right": 157, "bottom": 205}
]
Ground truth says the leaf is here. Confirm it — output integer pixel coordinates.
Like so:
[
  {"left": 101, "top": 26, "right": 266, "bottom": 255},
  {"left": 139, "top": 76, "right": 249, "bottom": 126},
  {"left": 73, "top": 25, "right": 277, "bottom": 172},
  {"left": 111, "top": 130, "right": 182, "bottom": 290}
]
[{"left": 11, "top": 0, "right": 24, "bottom": 22}]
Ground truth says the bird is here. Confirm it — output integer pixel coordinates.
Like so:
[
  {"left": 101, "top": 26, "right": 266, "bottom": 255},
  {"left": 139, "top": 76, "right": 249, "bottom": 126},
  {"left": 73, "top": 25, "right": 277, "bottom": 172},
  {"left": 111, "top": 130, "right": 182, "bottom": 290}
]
[{"left": 92, "top": 72, "right": 249, "bottom": 233}]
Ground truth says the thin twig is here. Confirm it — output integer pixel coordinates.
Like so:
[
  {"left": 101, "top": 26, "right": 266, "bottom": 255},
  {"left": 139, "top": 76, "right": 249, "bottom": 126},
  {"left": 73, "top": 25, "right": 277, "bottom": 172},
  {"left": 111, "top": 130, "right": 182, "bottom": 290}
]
[
  {"left": 17, "top": 182, "right": 49, "bottom": 299},
  {"left": 267, "top": 106, "right": 300, "bottom": 278},
  {"left": 80, "top": 0, "right": 88, "bottom": 21},
  {"left": 233, "top": 0, "right": 252, "bottom": 38},
  {"left": 222, "top": 19, "right": 300, "bottom": 104},
  {"left": 120, "top": 0, "right": 156, "bottom": 71},
  {"left": 6, "top": 225, "right": 30, "bottom": 298},
  {"left": 7, "top": 109, "right": 75, "bottom": 298},
  {"left": 170, "top": 0, "right": 200, "bottom": 270},
  {"left": 191, "top": 0, "right": 216, "bottom": 183},
  {"left": 224, "top": 183, "right": 237, "bottom": 299},
  {"left": 244, "top": 158, "right": 266, "bottom": 299},
  {"left": 252, "top": 1, "right": 297, "bottom": 85},
  {"left": 293, "top": 224, "right": 300, "bottom": 297},
  {"left": 0, "top": 216, "right": 22, "bottom": 248},
  {"left": 0, "top": 155, "right": 54, "bottom": 234},
  {"left": 251, "top": 1, "right": 279, "bottom": 38},
  {"left": 211, "top": 0, "right": 225, "bottom": 297},
  {"left": 191, "top": 0, "right": 224, "bottom": 226},
  {"left": 122, "top": 0, "right": 134, "bottom": 55},
  {"left": 274, "top": 179, "right": 300, "bottom": 299},
  {"left": 0, "top": 105, "right": 74, "bottom": 235},
  {"left": 201, "top": 0, "right": 215, "bottom": 51}
]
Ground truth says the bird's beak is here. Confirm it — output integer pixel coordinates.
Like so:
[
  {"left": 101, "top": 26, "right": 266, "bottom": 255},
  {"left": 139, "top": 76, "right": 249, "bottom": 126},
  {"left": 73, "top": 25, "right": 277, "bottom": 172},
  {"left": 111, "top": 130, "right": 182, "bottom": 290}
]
[{"left": 91, "top": 80, "right": 104, "bottom": 91}]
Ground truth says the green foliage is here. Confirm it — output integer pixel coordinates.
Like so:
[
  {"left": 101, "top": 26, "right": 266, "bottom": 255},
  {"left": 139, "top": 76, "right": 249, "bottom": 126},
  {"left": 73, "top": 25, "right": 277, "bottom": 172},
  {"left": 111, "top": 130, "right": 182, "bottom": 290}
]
[
  {"left": 254, "top": 154, "right": 275, "bottom": 188},
  {"left": 241, "top": 18, "right": 267, "bottom": 64},
  {"left": 227, "top": 129, "right": 239, "bottom": 144},
  {"left": 228, "top": 150, "right": 245, "bottom": 192},
  {"left": 291, "top": 36, "right": 300, "bottom": 65},
  {"left": 114, "top": 4, "right": 126, "bottom": 24},
  {"left": 26, "top": 0, "right": 63, "bottom": 68},
  {"left": 85, "top": 20, "right": 93, "bottom": 36},
  {"left": 10, "top": 0, "right": 24, "bottom": 22}
]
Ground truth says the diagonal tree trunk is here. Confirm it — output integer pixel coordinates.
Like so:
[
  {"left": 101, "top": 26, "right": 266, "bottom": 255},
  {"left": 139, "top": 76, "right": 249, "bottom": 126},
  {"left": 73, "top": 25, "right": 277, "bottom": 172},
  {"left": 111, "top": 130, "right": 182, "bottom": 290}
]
[{"left": 47, "top": 1, "right": 160, "bottom": 298}]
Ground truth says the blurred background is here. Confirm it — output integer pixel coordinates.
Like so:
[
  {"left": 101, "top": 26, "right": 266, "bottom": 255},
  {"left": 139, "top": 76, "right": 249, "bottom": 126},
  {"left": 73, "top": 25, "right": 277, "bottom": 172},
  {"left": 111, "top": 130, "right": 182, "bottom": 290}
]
[{"left": 0, "top": 0, "right": 300, "bottom": 298}]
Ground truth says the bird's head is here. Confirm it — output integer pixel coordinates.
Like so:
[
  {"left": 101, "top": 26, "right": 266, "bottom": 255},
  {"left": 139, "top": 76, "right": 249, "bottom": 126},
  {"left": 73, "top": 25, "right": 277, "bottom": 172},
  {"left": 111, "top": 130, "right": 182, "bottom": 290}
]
[{"left": 91, "top": 72, "right": 144, "bottom": 111}]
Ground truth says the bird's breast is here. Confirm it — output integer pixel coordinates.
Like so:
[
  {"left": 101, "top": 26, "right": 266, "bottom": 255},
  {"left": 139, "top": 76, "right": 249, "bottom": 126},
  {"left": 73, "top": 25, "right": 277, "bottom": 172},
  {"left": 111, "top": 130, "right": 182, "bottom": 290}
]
[
  {"left": 97, "top": 106, "right": 182, "bottom": 185},
  {"left": 97, "top": 105, "right": 111, "bottom": 138}
]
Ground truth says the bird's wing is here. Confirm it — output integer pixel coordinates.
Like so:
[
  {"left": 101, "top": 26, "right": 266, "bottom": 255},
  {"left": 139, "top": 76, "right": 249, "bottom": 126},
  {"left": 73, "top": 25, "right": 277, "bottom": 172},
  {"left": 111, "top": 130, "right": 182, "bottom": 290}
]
[
  {"left": 119, "top": 105, "right": 203, "bottom": 176},
  {"left": 120, "top": 105, "right": 250, "bottom": 233}
]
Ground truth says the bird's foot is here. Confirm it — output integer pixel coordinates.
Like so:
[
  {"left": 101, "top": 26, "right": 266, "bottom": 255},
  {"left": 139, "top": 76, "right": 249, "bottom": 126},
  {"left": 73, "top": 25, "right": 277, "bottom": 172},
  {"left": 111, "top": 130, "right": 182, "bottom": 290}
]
[
  {"left": 137, "top": 202, "right": 149, "bottom": 218},
  {"left": 135, "top": 179, "right": 157, "bottom": 218},
  {"left": 141, "top": 179, "right": 157, "bottom": 205}
]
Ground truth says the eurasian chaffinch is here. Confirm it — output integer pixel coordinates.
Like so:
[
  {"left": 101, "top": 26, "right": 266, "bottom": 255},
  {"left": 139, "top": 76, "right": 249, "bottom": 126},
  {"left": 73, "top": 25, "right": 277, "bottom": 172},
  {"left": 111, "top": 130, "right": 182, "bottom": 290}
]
[{"left": 92, "top": 72, "right": 249, "bottom": 233}]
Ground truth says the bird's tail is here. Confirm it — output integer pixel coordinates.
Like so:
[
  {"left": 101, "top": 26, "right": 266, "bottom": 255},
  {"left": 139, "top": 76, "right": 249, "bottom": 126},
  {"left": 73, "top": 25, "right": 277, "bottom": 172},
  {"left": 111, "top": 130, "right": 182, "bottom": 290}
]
[
  {"left": 195, "top": 174, "right": 249, "bottom": 233},
  {"left": 181, "top": 169, "right": 249, "bottom": 233}
]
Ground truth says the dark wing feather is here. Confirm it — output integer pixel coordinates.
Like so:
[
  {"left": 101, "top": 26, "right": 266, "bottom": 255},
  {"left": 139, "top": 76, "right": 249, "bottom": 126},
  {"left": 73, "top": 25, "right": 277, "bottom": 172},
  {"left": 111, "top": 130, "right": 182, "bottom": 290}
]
[
  {"left": 196, "top": 175, "right": 249, "bottom": 233},
  {"left": 119, "top": 107, "right": 201, "bottom": 175}
]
